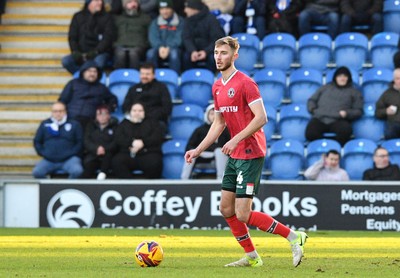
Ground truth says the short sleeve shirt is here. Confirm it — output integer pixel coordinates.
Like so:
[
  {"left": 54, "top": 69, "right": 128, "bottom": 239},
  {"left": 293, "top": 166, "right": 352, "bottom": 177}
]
[{"left": 213, "top": 70, "right": 266, "bottom": 159}]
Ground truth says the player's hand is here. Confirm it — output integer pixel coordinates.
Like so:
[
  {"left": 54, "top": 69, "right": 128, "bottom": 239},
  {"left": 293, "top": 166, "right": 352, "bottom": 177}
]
[
  {"left": 184, "top": 149, "right": 200, "bottom": 164},
  {"left": 221, "top": 139, "right": 238, "bottom": 156}
]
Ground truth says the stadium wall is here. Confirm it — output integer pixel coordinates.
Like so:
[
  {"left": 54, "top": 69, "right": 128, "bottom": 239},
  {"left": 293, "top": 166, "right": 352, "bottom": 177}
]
[{"left": 1, "top": 180, "right": 400, "bottom": 232}]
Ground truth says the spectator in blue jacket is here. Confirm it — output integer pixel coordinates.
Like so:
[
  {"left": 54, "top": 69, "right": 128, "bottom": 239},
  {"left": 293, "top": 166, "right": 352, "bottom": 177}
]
[
  {"left": 32, "top": 102, "right": 84, "bottom": 179},
  {"left": 58, "top": 60, "right": 117, "bottom": 130},
  {"left": 62, "top": 0, "right": 116, "bottom": 74},
  {"left": 147, "top": 0, "right": 184, "bottom": 73}
]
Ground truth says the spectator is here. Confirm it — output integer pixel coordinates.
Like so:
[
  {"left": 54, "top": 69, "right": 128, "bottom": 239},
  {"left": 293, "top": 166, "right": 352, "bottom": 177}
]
[
  {"left": 203, "top": 0, "right": 234, "bottom": 35},
  {"left": 230, "top": 0, "right": 266, "bottom": 40},
  {"left": 266, "top": 0, "right": 302, "bottom": 37},
  {"left": 304, "top": 150, "right": 349, "bottom": 181},
  {"left": 81, "top": 105, "right": 118, "bottom": 180},
  {"left": 173, "top": 0, "right": 185, "bottom": 16},
  {"left": 113, "top": 0, "right": 152, "bottom": 69},
  {"left": 181, "top": 104, "right": 230, "bottom": 179},
  {"left": 298, "top": 0, "right": 340, "bottom": 39},
  {"left": 62, "top": 0, "right": 115, "bottom": 74},
  {"left": 122, "top": 62, "right": 172, "bottom": 132},
  {"left": 147, "top": 0, "right": 184, "bottom": 73},
  {"left": 59, "top": 60, "right": 118, "bottom": 130},
  {"left": 375, "top": 68, "right": 400, "bottom": 139},
  {"left": 305, "top": 66, "right": 363, "bottom": 146},
  {"left": 182, "top": 0, "right": 225, "bottom": 71},
  {"left": 363, "top": 147, "right": 400, "bottom": 181},
  {"left": 32, "top": 102, "right": 83, "bottom": 179},
  {"left": 110, "top": 0, "right": 158, "bottom": 17},
  {"left": 339, "top": 0, "right": 383, "bottom": 35},
  {"left": 112, "top": 102, "right": 164, "bottom": 179}
]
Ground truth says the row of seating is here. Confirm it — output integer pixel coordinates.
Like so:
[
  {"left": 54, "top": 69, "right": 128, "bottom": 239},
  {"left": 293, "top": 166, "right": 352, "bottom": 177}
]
[
  {"left": 161, "top": 137, "right": 400, "bottom": 180},
  {"left": 234, "top": 31, "right": 399, "bottom": 72}
]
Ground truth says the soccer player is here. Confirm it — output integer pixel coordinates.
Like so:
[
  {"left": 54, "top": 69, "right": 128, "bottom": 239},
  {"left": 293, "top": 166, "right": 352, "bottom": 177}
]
[{"left": 184, "top": 36, "right": 308, "bottom": 267}]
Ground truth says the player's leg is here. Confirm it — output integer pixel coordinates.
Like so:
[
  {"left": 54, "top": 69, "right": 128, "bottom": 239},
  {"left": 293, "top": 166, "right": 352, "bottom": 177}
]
[{"left": 221, "top": 158, "right": 262, "bottom": 267}]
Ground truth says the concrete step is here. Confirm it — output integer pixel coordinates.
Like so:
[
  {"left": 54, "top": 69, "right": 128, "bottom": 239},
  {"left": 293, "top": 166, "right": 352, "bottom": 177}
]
[
  {"left": 0, "top": 48, "right": 68, "bottom": 60},
  {"left": 0, "top": 143, "right": 36, "bottom": 156},
  {"left": 1, "top": 35, "right": 68, "bottom": 48},
  {"left": 0, "top": 166, "right": 33, "bottom": 177},
  {"left": 0, "top": 156, "right": 39, "bottom": 166},
  {"left": 0, "top": 71, "right": 72, "bottom": 85},
  {"left": 0, "top": 109, "right": 50, "bottom": 120},
  {"left": 6, "top": 1, "right": 81, "bottom": 15},
  {"left": 0, "top": 59, "right": 62, "bottom": 69},
  {"left": 0, "top": 83, "right": 64, "bottom": 95},
  {"left": 2, "top": 13, "right": 73, "bottom": 25},
  {"left": 0, "top": 25, "right": 69, "bottom": 35},
  {"left": 0, "top": 94, "right": 58, "bottom": 104}
]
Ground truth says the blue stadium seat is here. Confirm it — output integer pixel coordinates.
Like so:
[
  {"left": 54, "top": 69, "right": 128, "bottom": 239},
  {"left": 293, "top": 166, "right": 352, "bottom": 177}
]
[
  {"left": 253, "top": 68, "right": 286, "bottom": 108},
  {"left": 162, "top": 139, "right": 187, "bottom": 179},
  {"left": 232, "top": 33, "right": 260, "bottom": 73},
  {"left": 169, "top": 104, "right": 204, "bottom": 140},
  {"left": 263, "top": 104, "right": 277, "bottom": 143},
  {"left": 325, "top": 67, "right": 360, "bottom": 89},
  {"left": 73, "top": 70, "right": 107, "bottom": 85},
  {"left": 278, "top": 104, "right": 311, "bottom": 142},
  {"left": 268, "top": 139, "right": 304, "bottom": 180},
  {"left": 352, "top": 104, "right": 385, "bottom": 143},
  {"left": 179, "top": 68, "right": 214, "bottom": 108},
  {"left": 383, "top": 0, "right": 400, "bottom": 33},
  {"left": 261, "top": 33, "right": 296, "bottom": 71},
  {"left": 306, "top": 139, "right": 341, "bottom": 167},
  {"left": 361, "top": 67, "right": 392, "bottom": 104},
  {"left": 342, "top": 139, "right": 377, "bottom": 180},
  {"left": 334, "top": 32, "right": 369, "bottom": 71},
  {"left": 381, "top": 139, "right": 400, "bottom": 166},
  {"left": 298, "top": 32, "right": 332, "bottom": 70},
  {"left": 370, "top": 32, "right": 399, "bottom": 69},
  {"left": 155, "top": 68, "right": 179, "bottom": 100},
  {"left": 288, "top": 68, "right": 323, "bottom": 104}
]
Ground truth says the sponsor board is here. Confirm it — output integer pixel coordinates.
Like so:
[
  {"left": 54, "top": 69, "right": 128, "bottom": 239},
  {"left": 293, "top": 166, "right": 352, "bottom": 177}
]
[{"left": 39, "top": 182, "right": 400, "bottom": 231}]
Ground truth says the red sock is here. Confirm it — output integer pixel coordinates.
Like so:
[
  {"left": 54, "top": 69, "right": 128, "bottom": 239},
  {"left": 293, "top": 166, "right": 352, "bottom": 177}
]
[
  {"left": 225, "top": 215, "right": 255, "bottom": 253},
  {"left": 248, "top": 211, "right": 291, "bottom": 238}
]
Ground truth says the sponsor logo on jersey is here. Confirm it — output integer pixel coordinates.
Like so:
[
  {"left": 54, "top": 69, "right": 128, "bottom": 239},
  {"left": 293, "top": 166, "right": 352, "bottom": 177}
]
[{"left": 219, "top": 106, "right": 238, "bottom": 113}]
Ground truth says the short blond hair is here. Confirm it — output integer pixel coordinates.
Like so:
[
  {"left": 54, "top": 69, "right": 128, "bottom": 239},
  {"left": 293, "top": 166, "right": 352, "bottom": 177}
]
[{"left": 215, "top": 36, "right": 240, "bottom": 53}]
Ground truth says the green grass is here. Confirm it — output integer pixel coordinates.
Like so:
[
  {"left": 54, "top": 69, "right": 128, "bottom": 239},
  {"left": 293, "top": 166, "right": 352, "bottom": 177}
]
[{"left": 0, "top": 228, "right": 400, "bottom": 277}]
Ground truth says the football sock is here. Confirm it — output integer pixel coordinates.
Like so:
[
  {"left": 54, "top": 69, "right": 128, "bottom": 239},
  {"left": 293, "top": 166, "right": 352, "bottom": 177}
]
[
  {"left": 225, "top": 214, "right": 256, "bottom": 253},
  {"left": 246, "top": 250, "right": 260, "bottom": 259},
  {"left": 247, "top": 211, "right": 292, "bottom": 238}
]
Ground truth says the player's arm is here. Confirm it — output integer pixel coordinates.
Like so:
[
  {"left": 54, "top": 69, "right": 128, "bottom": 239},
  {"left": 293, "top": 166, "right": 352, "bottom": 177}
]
[
  {"left": 184, "top": 111, "right": 226, "bottom": 163},
  {"left": 222, "top": 99, "right": 267, "bottom": 155}
]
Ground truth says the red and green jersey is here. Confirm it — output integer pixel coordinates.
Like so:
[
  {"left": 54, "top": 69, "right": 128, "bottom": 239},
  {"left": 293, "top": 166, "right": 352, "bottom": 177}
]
[{"left": 213, "top": 70, "right": 266, "bottom": 159}]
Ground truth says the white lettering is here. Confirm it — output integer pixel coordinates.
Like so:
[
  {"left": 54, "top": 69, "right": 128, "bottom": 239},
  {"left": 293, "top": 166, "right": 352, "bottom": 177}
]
[{"left": 100, "top": 190, "right": 122, "bottom": 216}]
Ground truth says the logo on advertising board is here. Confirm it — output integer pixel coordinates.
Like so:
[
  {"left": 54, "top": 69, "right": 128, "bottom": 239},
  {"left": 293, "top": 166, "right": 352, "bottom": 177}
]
[{"left": 46, "top": 189, "right": 95, "bottom": 228}]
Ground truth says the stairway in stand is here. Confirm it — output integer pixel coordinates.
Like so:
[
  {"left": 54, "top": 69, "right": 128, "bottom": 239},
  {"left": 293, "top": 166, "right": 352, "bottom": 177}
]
[{"left": 0, "top": 0, "right": 81, "bottom": 178}]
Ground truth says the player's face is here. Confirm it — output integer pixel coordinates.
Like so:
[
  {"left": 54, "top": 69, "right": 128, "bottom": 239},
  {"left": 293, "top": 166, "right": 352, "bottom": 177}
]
[
  {"left": 214, "top": 44, "right": 236, "bottom": 72},
  {"left": 325, "top": 153, "right": 340, "bottom": 169}
]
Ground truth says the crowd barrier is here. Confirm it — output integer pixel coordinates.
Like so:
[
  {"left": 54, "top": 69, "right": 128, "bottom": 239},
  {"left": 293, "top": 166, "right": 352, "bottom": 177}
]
[{"left": 1, "top": 180, "right": 399, "bottom": 232}]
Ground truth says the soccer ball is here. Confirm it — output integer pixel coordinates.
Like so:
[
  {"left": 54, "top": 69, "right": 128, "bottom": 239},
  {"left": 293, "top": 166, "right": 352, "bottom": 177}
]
[{"left": 134, "top": 240, "right": 164, "bottom": 267}]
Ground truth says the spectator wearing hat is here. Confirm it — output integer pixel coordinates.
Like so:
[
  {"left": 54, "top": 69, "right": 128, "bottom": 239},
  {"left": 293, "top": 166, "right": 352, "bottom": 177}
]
[
  {"left": 147, "top": 0, "right": 184, "bottom": 73},
  {"left": 81, "top": 105, "right": 119, "bottom": 180},
  {"left": 113, "top": 0, "right": 152, "bottom": 69},
  {"left": 305, "top": 66, "right": 363, "bottom": 146},
  {"left": 62, "top": 0, "right": 116, "bottom": 74},
  {"left": 182, "top": 0, "right": 225, "bottom": 71},
  {"left": 32, "top": 102, "right": 84, "bottom": 179}
]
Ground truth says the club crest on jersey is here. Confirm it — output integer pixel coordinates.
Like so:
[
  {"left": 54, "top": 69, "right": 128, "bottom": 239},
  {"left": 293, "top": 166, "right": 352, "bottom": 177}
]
[{"left": 228, "top": 88, "right": 235, "bottom": 98}]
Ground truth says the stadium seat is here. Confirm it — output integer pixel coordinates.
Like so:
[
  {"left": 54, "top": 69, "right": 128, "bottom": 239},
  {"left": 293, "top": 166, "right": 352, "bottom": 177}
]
[
  {"left": 288, "top": 68, "right": 323, "bottom": 104},
  {"left": 306, "top": 138, "right": 341, "bottom": 167},
  {"left": 155, "top": 68, "right": 179, "bottom": 100},
  {"left": 325, "top": 67, "right": 360, "bottom": 89},
  {"left": 352, "top": 104, "right": 385, "bottom": 143},
  {"left": 231, "top": 33, "right": 260, "bottom": 73},
  {"left": 263, "top": 104, "right": 277, "bottom": 143},
  {"left": 298, "top": 32, "right": 332, "bottom": 70},
  {"left": 370, "top": 32, "right": 399, "bottom": 69},
  {"left": 261, "top": 33, "right": 296, "bottom": 71},
  {"left": 381, "top": 139, "right": 400, "bottom": 166},
  {"left": 253, "top": 68, "right": 287, "bottom": 108},
  {"left": 361, "top": 67, "right": 392, "bottom": 104},
  {"left": 278, "top": 104, "right": 311, "bottom": 143},
  {"left": 342, "top": 139, "right": 377, "bottom": 180},
  {"left": 268, "top": 139, "right": 304, "bottom": 180},
  {"left": 334, "top": 32, "right": 369, "bottom": 71},
  {"left": 383, "top": 0, "right": 400, "bottom": 33},
  {"left": 179, "top": 68, "right": 214, "bottom": 108},
  {"left": 73, "top": 70, "right": 107, "bottom": 85},
  {"left": 168, "top": 104, "right": 204, "bottom": 140},
  {"left": 161, "top": 139, "right": 187, "bottom": 179}
]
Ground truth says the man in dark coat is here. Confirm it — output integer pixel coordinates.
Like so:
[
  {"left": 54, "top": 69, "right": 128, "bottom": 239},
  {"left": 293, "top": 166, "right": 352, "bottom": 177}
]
[
  {"left": 363, "top": 147, "right": 400, "bottom": 181},
  {"left": 62, "top": 0, "right": 116, "bottom": 74},
  {"left": 182, "top": 0, "right": 225, "bottom": 71},
  {"left": 59, "top": 60, "right": 118, "bottom": 130}
]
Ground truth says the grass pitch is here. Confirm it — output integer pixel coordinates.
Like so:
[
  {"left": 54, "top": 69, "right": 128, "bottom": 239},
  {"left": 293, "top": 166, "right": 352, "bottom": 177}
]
[{"left": 0, "top": 228, "right": 399, "bottom": 277}]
